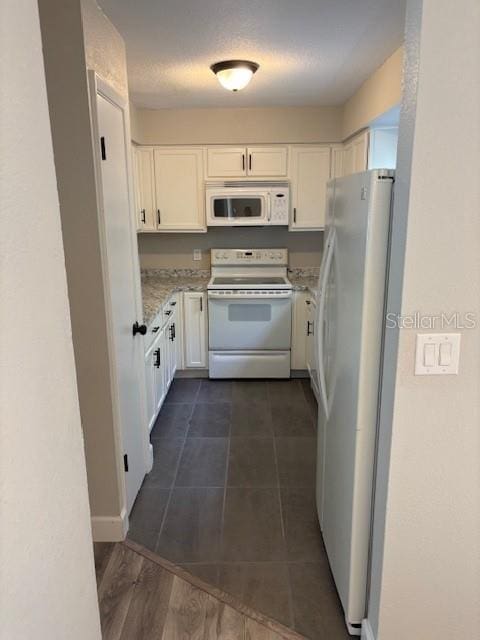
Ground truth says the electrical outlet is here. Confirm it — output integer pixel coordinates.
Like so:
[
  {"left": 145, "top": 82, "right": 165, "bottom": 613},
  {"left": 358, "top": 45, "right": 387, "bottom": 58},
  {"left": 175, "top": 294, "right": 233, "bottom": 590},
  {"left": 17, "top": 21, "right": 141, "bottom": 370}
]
[{"left": 193, "top": 249, "right": 202, "bottom": 261}]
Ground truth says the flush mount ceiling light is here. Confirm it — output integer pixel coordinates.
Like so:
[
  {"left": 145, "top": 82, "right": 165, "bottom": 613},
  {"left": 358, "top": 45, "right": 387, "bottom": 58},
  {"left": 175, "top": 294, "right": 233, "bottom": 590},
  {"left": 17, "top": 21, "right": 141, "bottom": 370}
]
[{"left": 210, "top": 60, "right": 259, "bottom": 92}]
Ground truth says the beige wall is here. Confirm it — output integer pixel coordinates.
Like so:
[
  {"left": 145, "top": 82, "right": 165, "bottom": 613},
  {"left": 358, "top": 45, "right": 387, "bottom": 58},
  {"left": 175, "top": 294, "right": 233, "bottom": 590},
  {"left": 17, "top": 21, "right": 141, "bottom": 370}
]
[
  {"left": 138, "top": 229, "right": 323, "bottom": 270},
  {"left": 133, "top": 106, "right": 343, "bottom": 145},
  {"left": 1, "top": 1, "right": 101, "bottom": 636},
  {"left": 38, "top": 0, "right": 127, "bottom": 530},
  {"left": 342, "top": 47, "right": 403, "bottom": 140},
  {"left": 368, "top": 1, "right": 480, "bottom": 638}
]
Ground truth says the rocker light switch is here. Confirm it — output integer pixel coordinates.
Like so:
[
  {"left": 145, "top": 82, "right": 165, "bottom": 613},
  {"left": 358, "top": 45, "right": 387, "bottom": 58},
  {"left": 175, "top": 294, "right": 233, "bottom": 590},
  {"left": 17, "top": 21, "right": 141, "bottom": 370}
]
[{"left": 415, "top": 333, "right": 461, "bottom": 375}]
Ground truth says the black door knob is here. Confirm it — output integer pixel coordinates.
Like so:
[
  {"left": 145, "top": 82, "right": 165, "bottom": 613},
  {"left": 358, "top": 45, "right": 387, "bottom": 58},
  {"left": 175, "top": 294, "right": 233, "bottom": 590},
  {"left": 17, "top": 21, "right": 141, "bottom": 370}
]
[{"left": 132, "top": 321, "right": 147, "bottom": 336}]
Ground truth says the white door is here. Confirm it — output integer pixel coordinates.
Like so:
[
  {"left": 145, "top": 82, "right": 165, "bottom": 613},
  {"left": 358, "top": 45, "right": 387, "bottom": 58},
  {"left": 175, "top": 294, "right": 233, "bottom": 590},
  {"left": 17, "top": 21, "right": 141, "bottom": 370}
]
[
  {"left": 154, "top": 148, "right": 205, "bottom": 231},
  {"left": 184, "top": 292, "right": 207, "bottom": 368},
  {"left": 94, "top": 82, "right": 147, "bottom": 513},
  {"left": 206, "top": 147, "right": 247, "bottom": 177},
  {"left": 247, "top": 147, "right": 287, "bottom": 176},
  {"left": 290, "top": 146, "right": 331, "bottom": 230}
]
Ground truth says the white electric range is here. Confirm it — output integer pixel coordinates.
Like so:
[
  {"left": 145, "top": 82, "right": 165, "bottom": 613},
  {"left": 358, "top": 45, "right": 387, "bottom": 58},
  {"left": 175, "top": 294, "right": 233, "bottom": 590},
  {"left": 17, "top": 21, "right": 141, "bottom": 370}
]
[{"left": 207, "top": 249, "right": 292, "bottom": 378}]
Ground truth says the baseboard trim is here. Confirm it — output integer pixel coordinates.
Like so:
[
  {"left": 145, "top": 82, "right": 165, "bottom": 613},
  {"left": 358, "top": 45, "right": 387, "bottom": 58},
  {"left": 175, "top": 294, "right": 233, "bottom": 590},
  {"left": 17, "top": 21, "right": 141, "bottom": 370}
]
[
  {"left": 175, "top": 369, "right": 209, "bottom": 378},
  {"left": 361, "top": 619, "right": 375, "bottom": 640},
  {"left": 91, "top": 508, "right": 128, "bottom": 542}
]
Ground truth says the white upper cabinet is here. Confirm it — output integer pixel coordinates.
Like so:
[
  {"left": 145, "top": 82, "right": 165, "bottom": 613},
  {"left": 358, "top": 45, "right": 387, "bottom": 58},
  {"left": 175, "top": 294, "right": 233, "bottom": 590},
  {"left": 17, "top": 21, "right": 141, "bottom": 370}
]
[
  {"left": 206, "top": 146, "right": 287, "bottom": 178},
  {"left": 247, "top": 147, "right": 288, "bottom": 177},
  {"left": 207, "top": 147, "right": 247, "bottom": 177},
  {"left": 342, "top": 130, "right": 369, "bottom": 177},
  {"left": 153, "top": 148, "right": 205, "bottom": 231},
  {"left": 133, "top": 146, "right": 156, "bottom": 230},
  {"left": 289, "top": 146, "right": 331, "bottom": 231},
  {"left": 331, "top": 145, "right": 344, "bottom": 179}
]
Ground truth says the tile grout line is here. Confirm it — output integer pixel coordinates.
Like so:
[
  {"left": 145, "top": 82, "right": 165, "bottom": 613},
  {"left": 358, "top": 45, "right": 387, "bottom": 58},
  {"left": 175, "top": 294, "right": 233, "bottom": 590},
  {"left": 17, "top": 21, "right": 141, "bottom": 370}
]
[
  {"left": 218, "top": 397, "right": 233, "bottom": 583},
  {"left": 268, "top": 381, "right": 296, "bottom": 632},
  {"left": 154, "top": 381, "right": 202, "bottom": 553}
]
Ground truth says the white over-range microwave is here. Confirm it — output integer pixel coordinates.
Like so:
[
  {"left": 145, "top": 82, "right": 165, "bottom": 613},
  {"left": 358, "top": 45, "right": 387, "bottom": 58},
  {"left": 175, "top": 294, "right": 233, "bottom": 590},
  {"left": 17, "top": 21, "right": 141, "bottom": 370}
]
[{"left": 205, "top": 182, "right": 289, "bottom": 227}]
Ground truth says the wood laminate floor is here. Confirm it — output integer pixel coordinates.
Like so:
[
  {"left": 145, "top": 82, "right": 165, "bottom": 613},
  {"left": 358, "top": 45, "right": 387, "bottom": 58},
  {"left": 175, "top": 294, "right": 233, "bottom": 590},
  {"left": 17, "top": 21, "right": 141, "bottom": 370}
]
[
  {"left": 95, "top": 541, "right": 307, "bottom": 640},
  {"left": 127, "top": 379, "right": 349, "bottom": 639}
]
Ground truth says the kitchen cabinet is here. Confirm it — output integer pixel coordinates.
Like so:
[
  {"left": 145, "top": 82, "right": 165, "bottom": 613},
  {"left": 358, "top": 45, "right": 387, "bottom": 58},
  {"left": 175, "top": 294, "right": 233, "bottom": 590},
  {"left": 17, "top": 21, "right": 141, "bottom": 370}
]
[
  {"left": 183, "top": 291, "right": 208, "bottom": 368},
  {"left": 342, "top": 130, "right": 369, "bottom": 177},
  {"left": 305, "top": 295, "right": 319, "bottom": 397},
  {"left": 291, "top": 291, "right": 308, "bottom": 369},
  {"left": 143, "top": 296, "right": 180, "bottom": 431},
  {"left": 153, "top": 148, "right": 205, "bottom": 232},
  {"left": 206, "top": 146, "right": 287, "bottom": 178},
  {"left": 331, "top": 145, "right": 344, "bottom": 179},
  {"left": 289, "top": 146, "right": 331, "bottom": 230},
  {"left": 132, "top": 146, "right": 156, "bottom": 230},
  {"left": 247, "top": 147, "right": 288, "bottom": 177}
]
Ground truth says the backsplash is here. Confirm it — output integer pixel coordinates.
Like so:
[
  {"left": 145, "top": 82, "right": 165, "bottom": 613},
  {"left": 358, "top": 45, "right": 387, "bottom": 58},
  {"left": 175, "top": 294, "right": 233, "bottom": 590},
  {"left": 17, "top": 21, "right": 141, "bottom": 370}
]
[{"left": 137, "top": 227, "right": 324, "bottom": 270}]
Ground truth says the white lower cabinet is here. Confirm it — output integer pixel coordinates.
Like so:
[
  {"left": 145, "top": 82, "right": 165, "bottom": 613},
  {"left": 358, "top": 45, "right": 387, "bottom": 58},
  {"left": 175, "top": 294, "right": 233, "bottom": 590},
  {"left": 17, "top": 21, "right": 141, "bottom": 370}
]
[
  {"left": 143, "top": 297, "right": 179, "bottom": 431},
  {"left": 183, "top": 291, "right": 208, "bottom": 368},
  {"left": 291, "top": 291, "right": 308, "bottom": 369},
  {"left": 305, "top": 296, "right": 319, "bottom": 396},
  {"left": 291, "top": 290, "right": 319, "bottom": 398}
]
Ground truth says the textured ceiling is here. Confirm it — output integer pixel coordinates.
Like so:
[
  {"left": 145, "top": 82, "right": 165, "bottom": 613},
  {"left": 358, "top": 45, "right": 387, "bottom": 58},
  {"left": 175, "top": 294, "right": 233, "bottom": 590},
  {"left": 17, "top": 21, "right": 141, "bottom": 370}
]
[{"left": 98, "top": 0, "right": 406, "bottom": 109}]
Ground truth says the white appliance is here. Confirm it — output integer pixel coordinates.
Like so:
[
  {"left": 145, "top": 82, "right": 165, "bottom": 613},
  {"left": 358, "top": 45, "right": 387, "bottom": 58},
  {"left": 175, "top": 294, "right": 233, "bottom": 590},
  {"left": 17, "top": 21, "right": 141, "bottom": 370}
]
[
  {"left": 208, "top": 249, "right": 292, "bottom": 378},
  {"left": 205, "top": 182, "right": 289, "bottom": 226},
  {"left": 316, "top": 170, "right": 394, "bottom": 635}
]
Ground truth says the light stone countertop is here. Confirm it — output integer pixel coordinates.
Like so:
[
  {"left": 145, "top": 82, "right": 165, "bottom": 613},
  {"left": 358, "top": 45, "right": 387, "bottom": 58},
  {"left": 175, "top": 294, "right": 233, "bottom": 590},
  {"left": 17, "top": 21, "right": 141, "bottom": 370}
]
[
  {"left": 140, "top": 268, "right": 320, "bottom": 326},
  {"left": 141, "top": 269, "right": 210, "bottom": 326}
]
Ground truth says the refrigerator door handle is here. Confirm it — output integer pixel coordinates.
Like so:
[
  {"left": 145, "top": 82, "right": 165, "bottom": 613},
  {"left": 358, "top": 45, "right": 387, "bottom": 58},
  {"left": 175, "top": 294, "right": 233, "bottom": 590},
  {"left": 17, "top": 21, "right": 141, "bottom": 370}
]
[{"left": 317, "top": 228, "right": 335, "bottom": 419}]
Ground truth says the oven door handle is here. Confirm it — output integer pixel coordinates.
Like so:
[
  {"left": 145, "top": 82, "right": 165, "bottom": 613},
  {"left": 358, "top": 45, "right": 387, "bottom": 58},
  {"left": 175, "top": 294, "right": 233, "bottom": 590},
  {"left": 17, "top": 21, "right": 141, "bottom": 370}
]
[{"left": 208, "top": 291, "right": 292, "bottom": 300}]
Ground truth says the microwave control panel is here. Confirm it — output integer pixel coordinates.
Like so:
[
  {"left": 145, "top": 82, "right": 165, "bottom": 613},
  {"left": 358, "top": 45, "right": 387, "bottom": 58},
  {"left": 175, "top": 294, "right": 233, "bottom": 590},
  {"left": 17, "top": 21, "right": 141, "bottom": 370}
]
[{"left": 270, "top": 189, "right": 289, "bottom": 224}]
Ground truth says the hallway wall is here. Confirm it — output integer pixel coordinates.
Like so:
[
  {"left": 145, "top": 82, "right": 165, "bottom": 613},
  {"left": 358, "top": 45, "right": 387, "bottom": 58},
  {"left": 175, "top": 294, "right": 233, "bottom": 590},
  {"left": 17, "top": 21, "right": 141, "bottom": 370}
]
[
  {"left": 0, "top": 1, "right": 101, "bottom": 637},
  {"left": 368, "top": 1, "right": 480, "bottom": 638}
]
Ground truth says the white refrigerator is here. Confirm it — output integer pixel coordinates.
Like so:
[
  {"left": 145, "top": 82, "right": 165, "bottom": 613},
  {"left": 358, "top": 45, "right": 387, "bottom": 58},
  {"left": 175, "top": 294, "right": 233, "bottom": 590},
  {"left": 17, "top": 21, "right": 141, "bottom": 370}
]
[{"left": 315, "top": 169, "right": 394, "bottom": 635}]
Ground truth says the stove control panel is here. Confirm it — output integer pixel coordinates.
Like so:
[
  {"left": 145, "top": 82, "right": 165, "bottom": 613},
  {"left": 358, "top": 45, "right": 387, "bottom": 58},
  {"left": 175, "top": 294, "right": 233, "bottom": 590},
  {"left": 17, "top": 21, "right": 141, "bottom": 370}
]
[{"left": 211, "top": 248, "right": 288, "bottom": 266}]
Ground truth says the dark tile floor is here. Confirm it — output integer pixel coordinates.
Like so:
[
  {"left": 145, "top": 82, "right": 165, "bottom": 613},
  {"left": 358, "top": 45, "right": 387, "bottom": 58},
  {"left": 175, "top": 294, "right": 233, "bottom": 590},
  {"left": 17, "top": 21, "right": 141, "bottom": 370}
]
[{"left": 128, "top": 378, "right": 349, "bottom": 639}]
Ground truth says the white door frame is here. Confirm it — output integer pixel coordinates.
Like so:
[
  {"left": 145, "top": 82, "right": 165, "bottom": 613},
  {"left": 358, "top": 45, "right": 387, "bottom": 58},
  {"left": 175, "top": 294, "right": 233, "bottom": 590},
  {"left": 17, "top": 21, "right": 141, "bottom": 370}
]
[{"left": 87, "top": 71, "right": 153, "bottom": 533}]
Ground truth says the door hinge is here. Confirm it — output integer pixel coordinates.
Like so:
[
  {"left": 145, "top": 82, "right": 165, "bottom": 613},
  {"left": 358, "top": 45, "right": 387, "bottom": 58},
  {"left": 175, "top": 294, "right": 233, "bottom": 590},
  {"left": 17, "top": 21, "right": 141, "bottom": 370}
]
[
  {"left": 100, "top": 136, "right": 107, "bottom": 160},
  {"left": 123, "top": 453, "right": 129, "bottom": 472}
]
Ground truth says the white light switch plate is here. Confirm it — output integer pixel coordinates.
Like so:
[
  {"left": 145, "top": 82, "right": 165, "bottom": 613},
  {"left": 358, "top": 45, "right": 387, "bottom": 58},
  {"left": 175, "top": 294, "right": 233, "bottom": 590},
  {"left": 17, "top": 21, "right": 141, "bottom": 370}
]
[
  {"left": 193, "top": 249, "right": 202, "bottom": 261},
  {"left": 415, "top": 333, "right": 461, "bottom": 375}
]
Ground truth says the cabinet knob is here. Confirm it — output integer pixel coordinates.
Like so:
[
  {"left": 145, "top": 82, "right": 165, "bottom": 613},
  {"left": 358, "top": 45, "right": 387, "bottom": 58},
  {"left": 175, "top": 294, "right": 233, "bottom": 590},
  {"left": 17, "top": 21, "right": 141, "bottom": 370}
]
[{"left": 132, "top": 321, "right": 147, "bottom": 336}]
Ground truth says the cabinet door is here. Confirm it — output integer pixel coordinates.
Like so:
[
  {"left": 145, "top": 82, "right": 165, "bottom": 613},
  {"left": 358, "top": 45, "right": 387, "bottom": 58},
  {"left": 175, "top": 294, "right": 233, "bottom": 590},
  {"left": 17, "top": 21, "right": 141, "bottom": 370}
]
[
  {"left": 305, "top": 298, "right": 318, "bottom": 391},
  {"left": 154, "top": 148, "right": 205, "bottom": 231},
  {"left": 331, "top": 145, "right": 344, "bottom": 179},
  {"left": 247, "top": 146, "right": 287, "bottom": 177},
  {"left": 183, "top": 292, "right": 207, "bottom": 368},
  {"left": 290, "top": 146, "right": 331, "bottom": 230},
  {"left": 135, "top": 147, "right": 156, "bottom": 230},
  {"left": 144, "top": 342, "right": 157, "bottom": 432},
  {"left": 291, "top": 291, "right": 308, "bottom": 369},
  {"left": 206, "top": 147, "right": 246, "bottom": 177},
  {"left": 352, "top": 130, "right": 369, "bottom": 173},
  {"left": 168, "top": 315, "right": 178, "bottom": 383}
]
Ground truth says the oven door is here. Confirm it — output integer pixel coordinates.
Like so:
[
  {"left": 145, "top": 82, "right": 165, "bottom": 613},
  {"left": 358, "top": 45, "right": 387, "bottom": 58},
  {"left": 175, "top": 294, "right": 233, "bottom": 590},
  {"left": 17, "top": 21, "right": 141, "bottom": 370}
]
[
  {"left": 206, "top": 189, "right": 269, "bottom": 226},
  {"left": 208, "top": 292, "right": 292, "bottom": 350}
]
